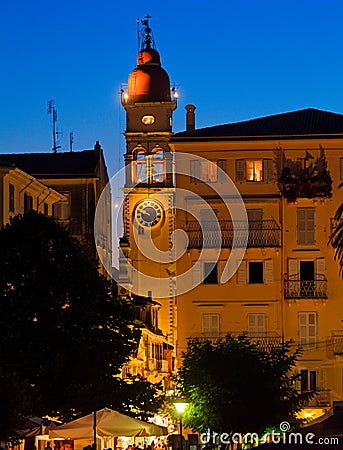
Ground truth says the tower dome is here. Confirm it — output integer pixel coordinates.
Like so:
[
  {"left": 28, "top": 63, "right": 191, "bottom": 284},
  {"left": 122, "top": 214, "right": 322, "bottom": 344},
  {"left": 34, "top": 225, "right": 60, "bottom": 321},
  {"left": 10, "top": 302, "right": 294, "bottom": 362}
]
[{"left": 127, "top": 19, "right": 171, "bottom": 103}]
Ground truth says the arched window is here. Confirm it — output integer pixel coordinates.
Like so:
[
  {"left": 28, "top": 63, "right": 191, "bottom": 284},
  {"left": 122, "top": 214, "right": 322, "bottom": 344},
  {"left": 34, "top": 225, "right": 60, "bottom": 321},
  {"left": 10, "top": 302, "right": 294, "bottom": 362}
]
[
  {"left": 151, "top": 150, "right": 165, "bottom": 183},
  {"left": 134, "top": 150, "right": 147, "bottom": 183}
]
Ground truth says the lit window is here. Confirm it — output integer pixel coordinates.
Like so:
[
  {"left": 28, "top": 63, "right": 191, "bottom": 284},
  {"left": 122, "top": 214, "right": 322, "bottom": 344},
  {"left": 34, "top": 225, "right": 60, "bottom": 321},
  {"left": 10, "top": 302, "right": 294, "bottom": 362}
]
[
  {"left": 135, "top": 151, "right": 147, "bottom": 183},
  {"left": 151, "top": 151, "right": 165, "bottom": 183},
  {"left": 246, "top": 160, "right": 263, "bottom": 181}
]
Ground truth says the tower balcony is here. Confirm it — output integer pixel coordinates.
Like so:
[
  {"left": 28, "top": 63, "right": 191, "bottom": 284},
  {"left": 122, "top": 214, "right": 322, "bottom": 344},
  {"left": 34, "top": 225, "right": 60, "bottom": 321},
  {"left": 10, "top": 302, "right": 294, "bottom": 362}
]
[
  {"left": 284, "top": 276, "right": 328, "bottom": 299},
  {"left": 184, "top": 219, "right": 281, "bottom": 249}
]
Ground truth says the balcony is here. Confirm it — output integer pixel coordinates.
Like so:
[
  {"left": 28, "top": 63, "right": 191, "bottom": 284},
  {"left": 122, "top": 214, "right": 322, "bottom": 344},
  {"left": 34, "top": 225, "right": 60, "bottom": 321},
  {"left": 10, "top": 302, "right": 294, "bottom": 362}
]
[
  {"left": 326, "top": 331, "right": 343, "bottom": 356},
  {"left": 185, "top": 219, "right": 281, "bottom": 249},
  {"left": 187, "top": 332, "right": 282, "bottom": 352},
  {"left": 284, "top": 276, "right": 327, "bottom": 299},
  {"left": 303, "top": 389, "right": 331, "bottom": 408},
  {"left": 146, "top": 358, "right": 170, "bottom": 372}
]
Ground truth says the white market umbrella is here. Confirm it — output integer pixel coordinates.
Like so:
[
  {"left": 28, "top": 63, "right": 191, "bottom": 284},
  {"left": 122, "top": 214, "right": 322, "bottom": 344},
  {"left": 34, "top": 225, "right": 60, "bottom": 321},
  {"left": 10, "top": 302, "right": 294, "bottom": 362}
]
[{"left": 49, "top": 408, "right": 167, "bottom": 439}]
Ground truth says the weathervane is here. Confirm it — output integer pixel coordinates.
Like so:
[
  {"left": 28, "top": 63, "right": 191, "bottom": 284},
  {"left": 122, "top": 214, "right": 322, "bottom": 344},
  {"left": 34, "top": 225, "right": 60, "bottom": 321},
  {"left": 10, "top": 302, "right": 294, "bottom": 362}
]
[{"left": 137, "top": 14, "right": 155, "bottom": 52}]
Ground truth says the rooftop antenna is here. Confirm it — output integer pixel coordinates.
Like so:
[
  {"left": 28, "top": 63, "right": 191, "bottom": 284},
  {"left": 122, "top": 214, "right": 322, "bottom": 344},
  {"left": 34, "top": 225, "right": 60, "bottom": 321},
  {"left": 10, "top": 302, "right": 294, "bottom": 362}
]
[
  {"left": 69, "top": 132, "right": 74, "bottom": 152},
  {"left": 47, "top": 100, "right": 62, "bottom": 153}
]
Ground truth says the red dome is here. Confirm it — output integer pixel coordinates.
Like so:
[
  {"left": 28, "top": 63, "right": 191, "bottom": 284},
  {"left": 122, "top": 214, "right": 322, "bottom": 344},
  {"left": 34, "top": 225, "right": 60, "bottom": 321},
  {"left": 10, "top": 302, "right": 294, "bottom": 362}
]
[{"left": 127, "top": 47, "right": 171, "bottom": 102}]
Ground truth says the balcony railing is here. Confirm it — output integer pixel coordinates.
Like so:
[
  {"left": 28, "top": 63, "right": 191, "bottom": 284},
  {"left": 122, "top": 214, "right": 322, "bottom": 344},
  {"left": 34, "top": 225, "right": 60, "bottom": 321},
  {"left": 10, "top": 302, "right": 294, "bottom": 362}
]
[
  {"left": 302, "top": 389, "right": 331, "bottom": 408},
  {"left": 326, "top": 331, "right": 343, "bottom": 356},
  {"left": 185, "top": 219, "right": 281, "bottom": 249},
  {"left": 284, "top": 275, "right": 327, "bottom": 299},
  {"left": 187, "top": 332, "right": 282, "bottom": 352}
]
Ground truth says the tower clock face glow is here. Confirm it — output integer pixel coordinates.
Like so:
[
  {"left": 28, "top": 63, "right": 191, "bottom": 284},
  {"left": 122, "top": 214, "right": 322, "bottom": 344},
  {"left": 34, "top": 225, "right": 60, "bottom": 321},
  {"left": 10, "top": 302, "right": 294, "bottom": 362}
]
[
  {"left": 142, "top": 115, "right": 155, "bottom": 125},
  {"left": 135, "top": 199, "right": 163, "bottom": 227}
]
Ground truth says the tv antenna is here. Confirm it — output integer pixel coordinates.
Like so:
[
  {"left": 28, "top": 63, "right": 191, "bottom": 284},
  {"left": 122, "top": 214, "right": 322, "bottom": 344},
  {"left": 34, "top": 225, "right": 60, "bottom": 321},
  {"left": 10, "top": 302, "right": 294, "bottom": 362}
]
[
  {"left": 47, "top": 100, "right": 62, "bottom": 153},
  {"left": 69, "top": 132, "right": 74, "bottom": 152}
]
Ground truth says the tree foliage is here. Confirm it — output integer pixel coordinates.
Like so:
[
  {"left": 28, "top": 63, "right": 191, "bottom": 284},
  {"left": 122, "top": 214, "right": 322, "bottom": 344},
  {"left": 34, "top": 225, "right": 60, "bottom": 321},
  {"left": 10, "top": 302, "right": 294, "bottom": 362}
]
[
  {"left": 177, "top": 334, "right": 311, "bottom": 435},
  {"left": 330, "top": 181, "right": 343, "bottom": 275},
  {"left": 0, "top": 212, "right": 146, "bottom": 439}
]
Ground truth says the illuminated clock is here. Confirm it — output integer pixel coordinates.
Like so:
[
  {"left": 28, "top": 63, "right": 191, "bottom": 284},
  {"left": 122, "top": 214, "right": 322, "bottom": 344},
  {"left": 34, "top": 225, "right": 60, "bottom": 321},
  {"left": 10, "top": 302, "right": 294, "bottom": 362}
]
[
  {"left": 135, "top": 199, "right": 163, "bottom": 227},
  {"left": 141, "top": 115, "right": 155, "bottom": 125}
]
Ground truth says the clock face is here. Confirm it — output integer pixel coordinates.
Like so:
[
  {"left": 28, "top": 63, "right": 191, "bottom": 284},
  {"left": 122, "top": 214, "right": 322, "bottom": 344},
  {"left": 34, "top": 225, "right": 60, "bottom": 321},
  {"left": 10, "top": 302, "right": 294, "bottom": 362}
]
[
  {"left": 135, "top": 199, "right": 163, "bottom": 227},
  {"left": 142, "top": 115, "right": 155, "bottom": 125}
]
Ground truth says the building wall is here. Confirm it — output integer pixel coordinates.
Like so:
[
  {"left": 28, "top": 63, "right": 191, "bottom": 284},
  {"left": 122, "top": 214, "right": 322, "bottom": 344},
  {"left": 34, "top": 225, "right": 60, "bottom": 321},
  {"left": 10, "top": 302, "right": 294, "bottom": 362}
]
[
  {"left": 0, "top": 167, "right": 63, "bottom": 227},
  {"left": 170, "top": 136, "right": 343, "bottom": 412}
]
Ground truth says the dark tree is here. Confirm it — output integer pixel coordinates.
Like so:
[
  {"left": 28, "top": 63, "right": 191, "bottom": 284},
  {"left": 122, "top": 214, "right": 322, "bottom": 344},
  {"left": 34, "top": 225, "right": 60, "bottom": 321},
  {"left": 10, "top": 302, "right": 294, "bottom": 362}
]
[
  {"left": 177, "top": 334, "right": 311, "bottom": 435},
  {"left": 330, "top": 182, "right": 343, "bottom": 275},
  {"left": 0, "top": 212, "right": 140, "bottom": 439}
]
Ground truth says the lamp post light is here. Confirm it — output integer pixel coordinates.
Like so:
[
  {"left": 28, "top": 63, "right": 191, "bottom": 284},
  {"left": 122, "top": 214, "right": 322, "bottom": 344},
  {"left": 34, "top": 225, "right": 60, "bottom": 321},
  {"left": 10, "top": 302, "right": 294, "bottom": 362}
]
[{"left": 173, "top": 402, "right": 188, "bottom": 450}]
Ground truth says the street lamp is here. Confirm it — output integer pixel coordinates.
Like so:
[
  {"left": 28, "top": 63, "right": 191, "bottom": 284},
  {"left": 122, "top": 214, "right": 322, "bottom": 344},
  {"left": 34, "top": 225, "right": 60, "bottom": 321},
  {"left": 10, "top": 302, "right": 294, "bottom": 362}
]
[{"left": 173, "top": 401, "right": 188, "bottom": 450}]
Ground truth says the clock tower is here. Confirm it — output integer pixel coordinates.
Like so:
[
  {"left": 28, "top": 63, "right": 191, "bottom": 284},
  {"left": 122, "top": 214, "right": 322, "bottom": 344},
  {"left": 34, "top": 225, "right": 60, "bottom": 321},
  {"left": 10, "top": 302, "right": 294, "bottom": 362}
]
[{"left": 120, "top": 17, "right": 177, "bottom": 346}]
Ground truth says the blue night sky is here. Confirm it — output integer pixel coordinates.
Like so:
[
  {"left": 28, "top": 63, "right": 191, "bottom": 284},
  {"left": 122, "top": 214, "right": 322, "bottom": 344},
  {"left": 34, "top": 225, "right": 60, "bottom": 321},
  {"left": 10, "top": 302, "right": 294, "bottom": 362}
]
[{"left": 1, "top": 0, "right": 343, "bottom": 177}]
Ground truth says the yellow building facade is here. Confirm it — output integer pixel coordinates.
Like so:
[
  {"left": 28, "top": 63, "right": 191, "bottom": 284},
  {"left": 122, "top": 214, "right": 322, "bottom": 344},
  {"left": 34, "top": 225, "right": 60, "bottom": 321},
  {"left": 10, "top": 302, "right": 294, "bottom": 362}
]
[
  {"left": 120, "top": 20, "right": 343, "bottom": 415},
  {"left": 0, "top": 162, "right": 63, "bottom": 226}
]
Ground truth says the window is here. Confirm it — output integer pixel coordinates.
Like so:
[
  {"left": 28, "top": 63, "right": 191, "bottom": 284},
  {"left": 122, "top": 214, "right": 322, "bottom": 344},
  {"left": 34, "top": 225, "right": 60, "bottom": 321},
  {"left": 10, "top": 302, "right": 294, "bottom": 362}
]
[
  {"left": 190, "top": 160, "right": 227, "bottom": 183},
  {"left": 151, "top": 151, "right": 165, "bottom": 183},
  {"left": 43, "top": 202, "right": 49, "bottom": 216},
  {"left": 9, "top": 183, "right": 15, "bottom": 212},
  {"left": 203, "top": 262, "right": 218, "bottom": 284},
  {"left": 298, "top": 312, "right": 317, "bottom": 350},
  {"left": 246, "top": 160, "right": 263, "bottom": 181},
  {"left": 248, "top": 261, "right": 264, "bottom": 284},
  {"left": 237, "top": 259, "right": 274, "bottom": 284},
  {"left": 135, "top": 151, "right": 147, "bottom": 183},
  {"left": 53, "top": 191, "right": 71, "bottom": 220},
  {"left": 133, "top": 149, "right": 165, "bottom": 184},
  {"left": 202, "top": 313, "right": 221, "bottom": 337},
  {"left": 297, "top": 208, "right": 315, "bottom": 245},
  {"left": 236, "top": 159, "right": 273, "bottom": 182},
  {"left": 24, "top": 193, "right": 33, "bottom": 213},
  {"left": 247, "top": 313, "right": 266, "bottom": 334},
  {"left": 300, "top": 370, "right": 317, "bottom": 392}
]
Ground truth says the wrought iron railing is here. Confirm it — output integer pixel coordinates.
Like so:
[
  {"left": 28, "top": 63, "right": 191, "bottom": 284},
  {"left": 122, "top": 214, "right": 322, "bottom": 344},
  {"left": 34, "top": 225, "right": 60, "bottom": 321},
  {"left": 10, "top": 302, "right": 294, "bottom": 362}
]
[
  {"left": 326, "top": 331, "right": 343, "bottom": 356},
  {"left": 187, "top": 332, "right": 282, "bottom": 352},
  {"left": 303, "top": 389, "right": 331, "bottom": 408},
  {"left": 185, "top": 219, "right": 281, "bottom": 248},
  {"left": 284, "top": 275, "right": 327, "bottom": 299}
]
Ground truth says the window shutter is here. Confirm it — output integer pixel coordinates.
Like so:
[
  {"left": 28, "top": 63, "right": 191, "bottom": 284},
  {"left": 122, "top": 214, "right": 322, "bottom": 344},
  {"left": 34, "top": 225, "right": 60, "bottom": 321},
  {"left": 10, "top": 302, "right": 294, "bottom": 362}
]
[
  {"left": 217, "top": 159, "right": 227, "bottom": 182},
  {"left": 288, "top": 258, "right": 298, "bottom": 276},
  {"left": 202, "top": 313, "right": 220, "bottom": 336},
  {"left": 237, "top": 260, "right": 247, "bottom": 284},
  {"left": 192, "top": 261, "right": 202, "bottom": 287},
  {"left": 316, "top": 258, "right": 326, "bottom": 278},
  {"left": 190, "top": 160, "right": 201, "bottom": 183},
  {"left": 247, "top": 313, "right": 266, "bottom": 333},
  {"left": 288, "top": 258, "right": 299, "bottom": 295},
  {"left": 264, "top": 259, "right": 274, "bottom": 284},
  {"left": 297, "top": 208, "right": 315, "bottom": 245},
  {"left": 263, "top": 159, "right": 273, "bottom": 182},
  {"left": 236, "top": 159, "right": 246, "bottom": 182},
  {"left": 219, "top": 260, "right": 228, "bottom": 284},
  {"left": 298, "top": 312, "right": 317, "bottom": 349}
]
